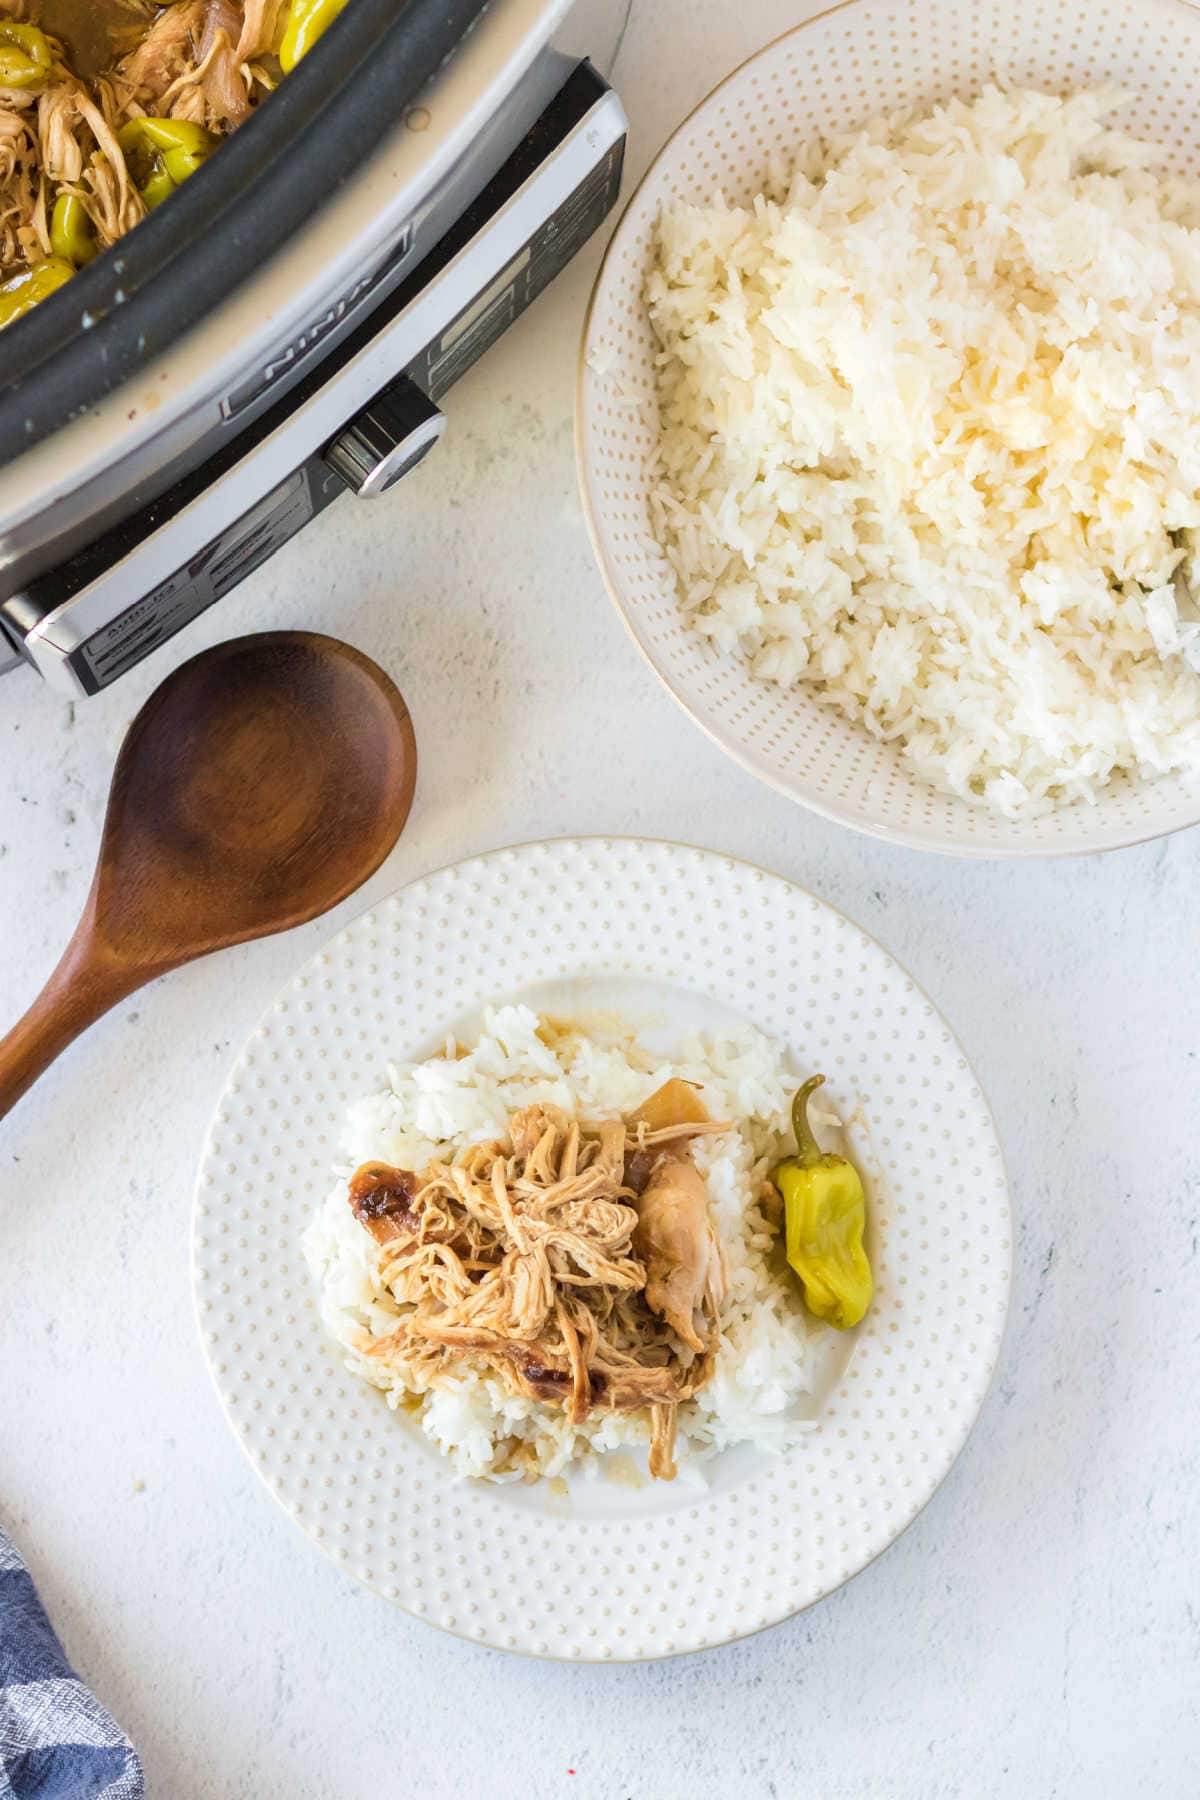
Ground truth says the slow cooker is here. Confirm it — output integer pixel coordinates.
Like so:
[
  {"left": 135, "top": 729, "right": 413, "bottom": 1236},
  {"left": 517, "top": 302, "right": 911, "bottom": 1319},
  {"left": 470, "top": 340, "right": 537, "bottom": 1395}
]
[{"left": 0, "top": 0, "right": 626, "bottom": 694}]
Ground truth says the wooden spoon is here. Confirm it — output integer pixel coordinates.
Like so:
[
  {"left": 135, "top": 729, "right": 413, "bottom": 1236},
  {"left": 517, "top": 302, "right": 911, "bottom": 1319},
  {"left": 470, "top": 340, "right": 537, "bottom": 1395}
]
[{"left": 0, "top": 631, "right": 416, "bottom": 1122}]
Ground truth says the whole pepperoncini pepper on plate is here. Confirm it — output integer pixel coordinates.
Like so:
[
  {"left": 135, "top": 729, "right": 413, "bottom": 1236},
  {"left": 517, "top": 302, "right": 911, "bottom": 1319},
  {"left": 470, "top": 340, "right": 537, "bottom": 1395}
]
[{"left": 770, "top": 1075, "right": 872, "bottom": 1330}]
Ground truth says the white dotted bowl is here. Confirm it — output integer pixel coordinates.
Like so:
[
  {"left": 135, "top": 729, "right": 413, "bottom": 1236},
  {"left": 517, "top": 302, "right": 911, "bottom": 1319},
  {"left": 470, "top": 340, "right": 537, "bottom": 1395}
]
[
  {"left": 192, "top": 839, "right": 1011, "bottom": 1659},
  {"left": 577, "top": 0, "right": 1200, "bottom": 856}
]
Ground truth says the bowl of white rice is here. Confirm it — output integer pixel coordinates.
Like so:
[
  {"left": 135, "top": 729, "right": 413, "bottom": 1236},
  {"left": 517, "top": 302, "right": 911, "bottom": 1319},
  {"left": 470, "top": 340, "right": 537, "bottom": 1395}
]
[{"left": 577, "top": 0, "right": 1200, "bottom": 854}]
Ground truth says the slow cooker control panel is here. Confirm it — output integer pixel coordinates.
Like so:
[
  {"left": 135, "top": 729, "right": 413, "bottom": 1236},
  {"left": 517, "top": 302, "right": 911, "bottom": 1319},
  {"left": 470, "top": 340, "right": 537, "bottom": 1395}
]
[{"left": 5, "top": 63, "right": 626, "bottom": 694}]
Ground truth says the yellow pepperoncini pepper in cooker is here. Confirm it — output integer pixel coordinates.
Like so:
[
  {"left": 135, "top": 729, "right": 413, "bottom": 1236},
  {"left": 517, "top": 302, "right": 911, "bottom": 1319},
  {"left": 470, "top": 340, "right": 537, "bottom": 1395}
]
[
  {"left": 0, "top": 257, "right": 74, "bottom": 329},
  {"left": 0, "top": 22, "right": 54, "bottom": 90},
  {"left": 50, "top": 193, "right": 96, "bottom": 267},
  {"left": 278, "top": 0, "right": 349, "bottom": 72},
  {"left": 117, "top": 117, "right": 216, "bottom": 211},
  {"left": 770, "top": 1075, "right": 873, "bottom": 1330}
]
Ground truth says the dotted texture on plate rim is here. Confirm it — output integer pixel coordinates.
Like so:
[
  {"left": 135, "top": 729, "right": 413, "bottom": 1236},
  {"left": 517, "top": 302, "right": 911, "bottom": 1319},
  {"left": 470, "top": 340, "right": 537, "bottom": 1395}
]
[
  {"left": 192, "top": 839, "right": 1011, "bottom": 1661},
  {"left": 578, "top": 0, "right": 1200, "bottom": 856}
]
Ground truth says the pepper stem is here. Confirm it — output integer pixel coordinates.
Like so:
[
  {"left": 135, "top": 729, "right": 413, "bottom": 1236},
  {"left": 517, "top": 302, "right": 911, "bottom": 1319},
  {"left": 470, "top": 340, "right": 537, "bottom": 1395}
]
[{"left": 791, "top": 1075, "right": 826, "bottom": 1165}]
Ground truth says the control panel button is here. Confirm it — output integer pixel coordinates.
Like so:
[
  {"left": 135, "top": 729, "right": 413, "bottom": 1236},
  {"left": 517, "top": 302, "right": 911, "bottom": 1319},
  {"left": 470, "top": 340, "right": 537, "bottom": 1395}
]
[{"left": 324, "top": 377, "right": 445, "bottom": 498}]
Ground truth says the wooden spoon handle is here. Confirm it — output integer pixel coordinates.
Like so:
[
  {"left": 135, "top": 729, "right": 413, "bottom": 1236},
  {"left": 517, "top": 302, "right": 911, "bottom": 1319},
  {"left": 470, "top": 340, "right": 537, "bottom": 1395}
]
[{"left": 0, "top": 929, "right": 149, "bottom": 1123}]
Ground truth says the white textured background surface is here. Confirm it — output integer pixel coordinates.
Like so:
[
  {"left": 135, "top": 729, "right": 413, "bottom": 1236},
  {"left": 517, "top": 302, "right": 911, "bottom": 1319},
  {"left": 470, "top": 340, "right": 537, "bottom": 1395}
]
[{"left": 1, "top": 1, "right": 1197, "bottom": 1793}]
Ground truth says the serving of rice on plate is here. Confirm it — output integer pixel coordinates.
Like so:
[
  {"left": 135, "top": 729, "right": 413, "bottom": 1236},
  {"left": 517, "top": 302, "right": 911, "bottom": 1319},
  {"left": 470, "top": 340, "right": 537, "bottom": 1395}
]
[{"left": 304, "top": 1004, "right": 827, "bottom": 1486}]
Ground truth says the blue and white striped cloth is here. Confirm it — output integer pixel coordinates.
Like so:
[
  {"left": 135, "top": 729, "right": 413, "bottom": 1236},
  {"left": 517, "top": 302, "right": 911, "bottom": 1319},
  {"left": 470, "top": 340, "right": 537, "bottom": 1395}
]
[{"left": 0, "top": 1528, "right": 143, "bottom": 1800}]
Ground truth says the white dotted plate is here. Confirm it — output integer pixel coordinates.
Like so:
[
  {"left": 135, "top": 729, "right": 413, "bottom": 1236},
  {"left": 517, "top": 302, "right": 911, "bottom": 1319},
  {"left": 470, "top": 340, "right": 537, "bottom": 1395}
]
[
  {"left": 577, "top": 0, "right": 1200, "bottom": 856},
  {"left": 192, "top": 839, "right": 1010, "bottom": 1659}
]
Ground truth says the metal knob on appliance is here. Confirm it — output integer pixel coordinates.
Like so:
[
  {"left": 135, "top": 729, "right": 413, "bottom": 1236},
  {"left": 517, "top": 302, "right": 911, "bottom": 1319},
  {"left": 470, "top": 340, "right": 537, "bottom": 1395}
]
[{"left": 324, "top": 376, "right": 446, "bottom": 498}]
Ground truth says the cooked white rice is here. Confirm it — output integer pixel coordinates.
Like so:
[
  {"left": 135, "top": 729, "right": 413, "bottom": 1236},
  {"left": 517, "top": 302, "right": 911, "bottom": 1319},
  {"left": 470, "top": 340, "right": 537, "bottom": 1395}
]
[
  {"left": 645, "top": 87, "right": 1200, "bottom": 817},
  {"left": 303, "top": 1005, "right": 822, "bottom": 1486}
]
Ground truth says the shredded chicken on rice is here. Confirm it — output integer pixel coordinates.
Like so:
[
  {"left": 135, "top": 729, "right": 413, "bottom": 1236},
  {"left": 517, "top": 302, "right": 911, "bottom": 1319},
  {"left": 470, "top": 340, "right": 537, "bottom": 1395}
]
[{"left": 347, "top": 1082, "right": 731, "bottom": 1481}]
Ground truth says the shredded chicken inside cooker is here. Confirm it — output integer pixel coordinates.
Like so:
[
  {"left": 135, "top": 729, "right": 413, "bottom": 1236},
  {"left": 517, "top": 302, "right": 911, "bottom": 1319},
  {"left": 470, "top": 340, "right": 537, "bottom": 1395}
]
[
  {"left": 0, "top": 0, "right": 306, "bottom": 319},
  {"left": 347, "top": 1082, "right": 732, "bottom": 1481}
]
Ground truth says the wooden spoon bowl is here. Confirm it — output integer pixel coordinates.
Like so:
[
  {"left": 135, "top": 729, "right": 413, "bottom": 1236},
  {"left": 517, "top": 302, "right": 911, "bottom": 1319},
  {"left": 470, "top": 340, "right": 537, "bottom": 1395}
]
[{"left": 0, "top": 631, "right": 416, "bottom": 1121}]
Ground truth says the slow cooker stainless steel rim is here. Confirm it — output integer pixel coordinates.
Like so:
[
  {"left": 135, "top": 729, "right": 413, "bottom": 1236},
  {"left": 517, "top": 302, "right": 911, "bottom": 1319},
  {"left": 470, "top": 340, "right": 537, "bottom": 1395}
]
[{"left": 0, "top": 0, "right": 575, "bottom": 586}]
